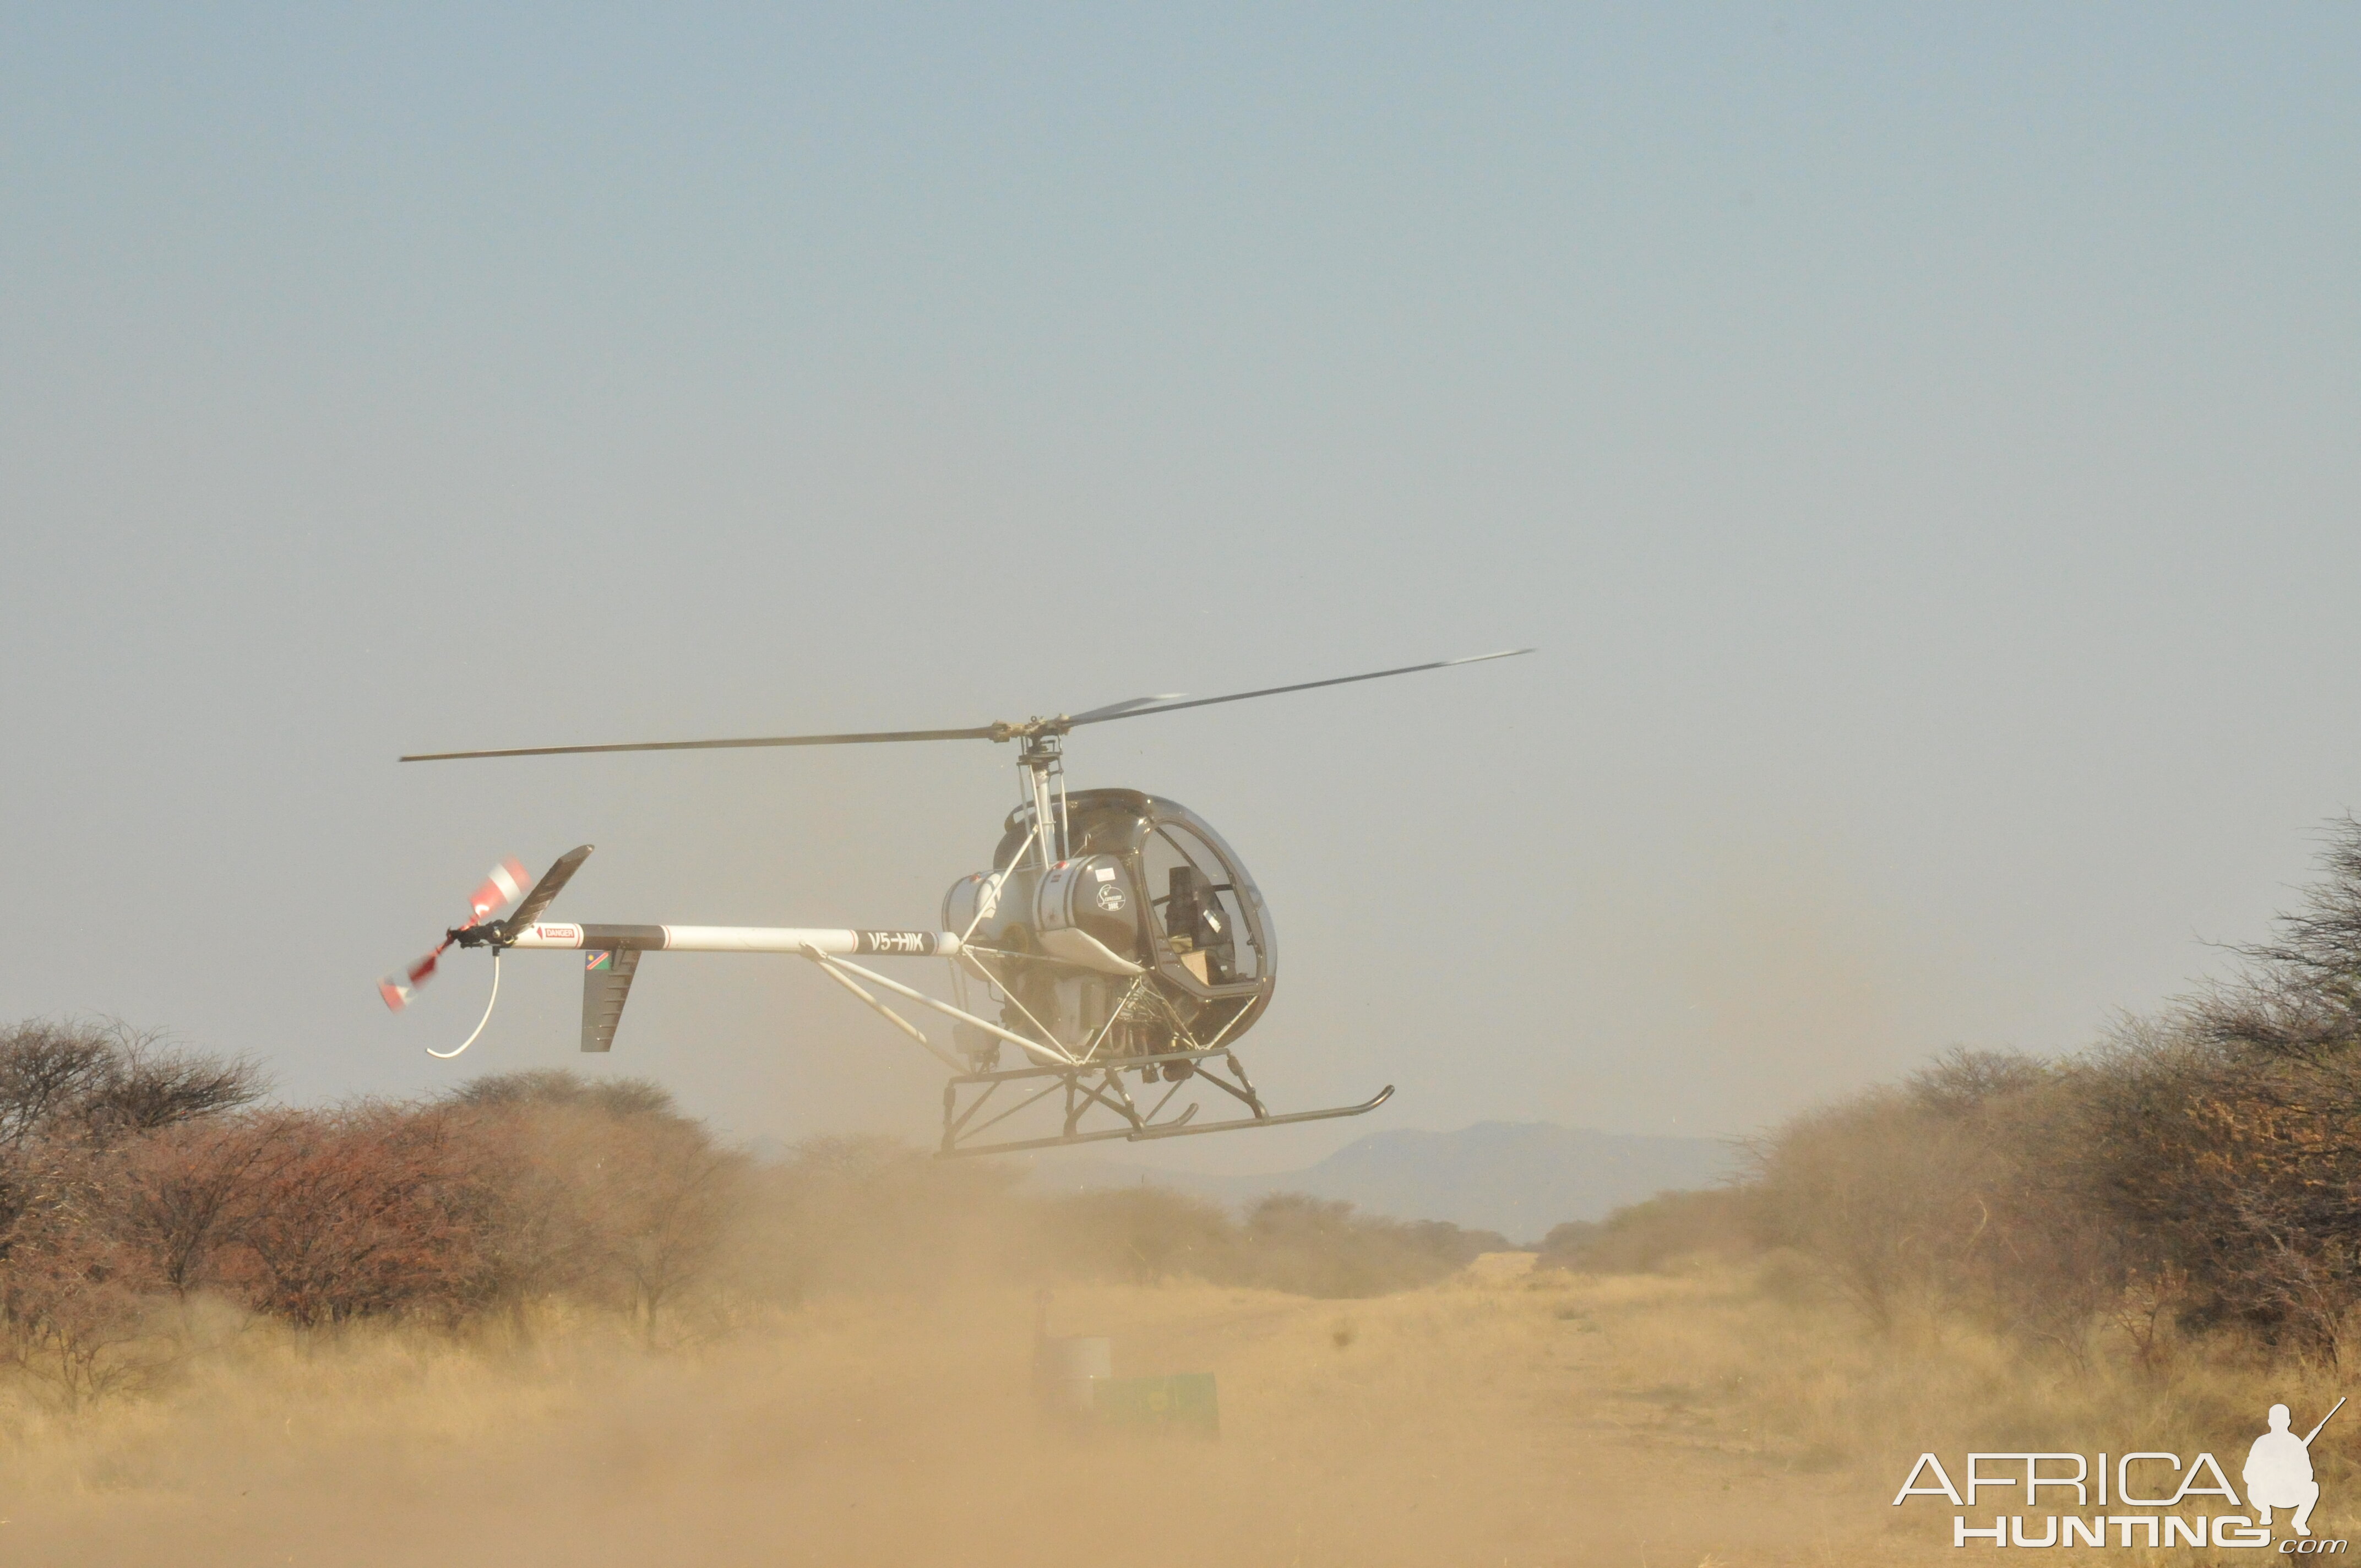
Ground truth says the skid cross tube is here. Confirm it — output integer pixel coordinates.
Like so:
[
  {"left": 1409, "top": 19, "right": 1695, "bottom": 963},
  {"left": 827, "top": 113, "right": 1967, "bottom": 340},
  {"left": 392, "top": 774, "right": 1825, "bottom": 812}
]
[
  {"left": 1064, "top": 1069, "right": 1139, "bottom": 1138},
  {"left": 951, "top": 1044, "right": 1232, "bottom": 1084},
  {"left": 937, "top": 1084, "right": 1392, "bottom": 1159},
  {"left": 932, "top": 1033, "right": 1392, "bottom": 1157},
  {"left": 938, "top": 1106, "right": 1204, "bottom": 1158}
]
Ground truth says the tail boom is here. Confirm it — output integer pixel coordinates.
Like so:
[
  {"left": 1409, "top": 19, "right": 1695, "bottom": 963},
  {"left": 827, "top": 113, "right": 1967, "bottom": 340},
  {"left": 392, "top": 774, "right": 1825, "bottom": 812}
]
[{"left": 506, "top": 924, "right": 960, "bottom": 957}]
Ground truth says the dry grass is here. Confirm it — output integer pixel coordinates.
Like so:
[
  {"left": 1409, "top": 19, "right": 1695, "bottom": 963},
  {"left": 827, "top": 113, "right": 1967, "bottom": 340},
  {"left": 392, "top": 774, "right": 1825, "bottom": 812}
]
[
  {"left": 1542, "top": 1254, "right": 2361, "bottom": 1565},
  {"left": 3, "top": 1254, "right": 2345, "bottom": 1566}
]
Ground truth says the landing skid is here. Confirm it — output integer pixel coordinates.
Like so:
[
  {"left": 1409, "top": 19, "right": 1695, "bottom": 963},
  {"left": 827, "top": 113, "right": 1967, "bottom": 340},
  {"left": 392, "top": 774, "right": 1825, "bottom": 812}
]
[{"left": 937, "top": 1046, "right": 1393, "bottom": 1158}]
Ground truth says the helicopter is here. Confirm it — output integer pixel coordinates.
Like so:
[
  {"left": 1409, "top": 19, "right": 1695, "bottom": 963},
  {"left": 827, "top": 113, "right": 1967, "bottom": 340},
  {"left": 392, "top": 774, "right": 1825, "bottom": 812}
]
[{"left": 384, "top": 650, "right": 1528, "bottom": 1157}]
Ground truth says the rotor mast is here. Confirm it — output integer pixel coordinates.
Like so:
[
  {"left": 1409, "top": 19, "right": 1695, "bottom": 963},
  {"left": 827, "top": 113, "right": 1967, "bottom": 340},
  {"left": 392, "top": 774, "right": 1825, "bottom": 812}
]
[
  {"left": 989, "top": 714, "right": 1075, "bottom": 867},
  {"left": 1018, "top": 731, "right": 1067, "bottom": 865}
]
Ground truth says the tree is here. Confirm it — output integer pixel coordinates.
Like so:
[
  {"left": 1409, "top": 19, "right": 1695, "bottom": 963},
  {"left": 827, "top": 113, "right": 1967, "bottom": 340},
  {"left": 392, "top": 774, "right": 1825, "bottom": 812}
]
[
  {"left": 567, "top": 1112, "right": 744, "bottom": 1342},
  {"left": 0, "top": 1020, "right": 265, "bottom": 1153},
  {"left": 230, "top": 1106, "right": 491, "bottom": 1329},
  {"left": 118, "top": 1112, "right": 301, "bottom": 1300},
  {"left": 0, "top": 1141, "right": 165, "bottom": 1407}
]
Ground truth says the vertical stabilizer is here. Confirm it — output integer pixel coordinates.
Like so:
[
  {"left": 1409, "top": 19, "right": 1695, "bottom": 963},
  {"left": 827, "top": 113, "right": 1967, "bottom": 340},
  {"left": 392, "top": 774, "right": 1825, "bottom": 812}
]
[{"left": 580, "top": 947, "right": 641, "bottom": 1052}]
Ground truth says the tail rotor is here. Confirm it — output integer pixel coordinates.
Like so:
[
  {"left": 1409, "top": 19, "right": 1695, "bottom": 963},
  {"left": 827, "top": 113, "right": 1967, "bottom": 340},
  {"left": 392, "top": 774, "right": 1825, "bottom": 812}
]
[{"left": 378, "top": 857, "right": 530, "bottom": 1012}]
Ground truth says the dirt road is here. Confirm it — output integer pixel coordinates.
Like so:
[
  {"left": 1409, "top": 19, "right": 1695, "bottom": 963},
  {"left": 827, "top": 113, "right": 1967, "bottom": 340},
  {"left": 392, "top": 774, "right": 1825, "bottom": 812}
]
[{"left": 3, "top": 1261, "right": 1947, "bottom": 1567}]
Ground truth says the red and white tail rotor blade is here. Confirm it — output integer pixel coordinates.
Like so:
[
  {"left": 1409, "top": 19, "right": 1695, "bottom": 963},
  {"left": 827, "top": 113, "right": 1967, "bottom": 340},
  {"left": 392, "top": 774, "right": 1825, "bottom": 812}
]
[
  {"left": 378, "top": 856, "right": 532, "bottom": 1012},
  {"left": 379, "top": 949, "right": 442, "bottom": 1011},
  {"left": 465, "top": 859, "right": 531, "bottom": 927}
]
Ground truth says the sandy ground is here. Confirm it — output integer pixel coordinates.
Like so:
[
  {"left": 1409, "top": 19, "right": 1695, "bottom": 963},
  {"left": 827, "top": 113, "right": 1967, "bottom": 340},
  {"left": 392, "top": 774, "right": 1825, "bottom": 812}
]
[{"left": 1, "top": 1259, "right": 1959, "bottom": 1567}]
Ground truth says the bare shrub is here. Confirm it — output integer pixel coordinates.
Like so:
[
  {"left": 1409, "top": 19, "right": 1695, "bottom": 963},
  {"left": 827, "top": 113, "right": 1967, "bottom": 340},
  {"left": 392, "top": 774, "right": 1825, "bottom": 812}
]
[
  {"left": 1242, "top": 1194, "right": 1483, "bottom": 1295},
  {"left": 445, "top": 1071, "right": 748, "bottom": 1342},
  {"left": 448, "top": 1068, "right": 677, "bottom": 1120},
  {"left": 90, "top": 1039, "right": 269, "bottom": 1137},
  {"left": 1029, "top": 1186, "right": 1505, "bottom": 1298},
  {"left": 578, "top": 1111, "right": 744, "bottom": 1341},
  {"left": 0, "top": 1021, "right": 264, "bottom": 1403},
  {"left": 1538, "top": 1188, "right": 1755, "bottom": 1275},
  {"left": 1230, "top": 1195, "right": 1508, "bottom": 1298},
  {"left": 118, "top": 1112, "right": 302, "bottom": 1300},
  {"left": 0, "top": 1142, "right": 167, "bottom": 1406},
  {"left": 2195, "top": 814, "right": 2361, "bottom": 1065},
  {"left": 0, "top": 1021, "right": 121, "bottom": 1150},
  {"left": 1727, "top": 822, "right": 2361, "bottom": 1360},
  {"left": 2069, "top": 1018, "right": 2361, "bottom": 1353},
  {"left": 1748, "top": 1085, "right": 1977, "bottom": 1329},
  {"left": 1746, "top": 1048, "right": 2123, "bottom": 1345},
  {"left": 0, "top": 1020, "right": 264, "bottom": 1152},
  {"left": 1041, "top": 1184, "right": 1240, "bottom": 1286},
  {"left": 2082, "top": 819, "right": 2361, "bottom": 1349},
  {"left": 227, "top": 1104, "right": 492, "bottom": 1330}
]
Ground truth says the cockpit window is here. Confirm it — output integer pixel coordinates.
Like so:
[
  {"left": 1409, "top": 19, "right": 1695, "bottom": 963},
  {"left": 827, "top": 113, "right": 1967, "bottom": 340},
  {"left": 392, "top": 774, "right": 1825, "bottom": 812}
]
[{"left": 1143, "top": 821, "right": 1261, "bottom": 983}]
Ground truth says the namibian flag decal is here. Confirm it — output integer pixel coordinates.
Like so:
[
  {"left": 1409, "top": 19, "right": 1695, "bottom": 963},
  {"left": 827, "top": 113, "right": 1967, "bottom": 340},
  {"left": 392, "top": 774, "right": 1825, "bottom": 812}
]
[{"left": 586, "top": 950, "right": 612, "bottom": 972}]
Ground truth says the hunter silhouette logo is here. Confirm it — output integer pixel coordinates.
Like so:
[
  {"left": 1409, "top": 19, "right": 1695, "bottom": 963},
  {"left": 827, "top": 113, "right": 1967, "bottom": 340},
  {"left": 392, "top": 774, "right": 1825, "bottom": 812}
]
[
  {"left": 1893, "top": 1397, "right": 2348, "bottom": 1550},
  {"left": 2249, "top": 1398, "right": 2342, "bottom": 1538}
]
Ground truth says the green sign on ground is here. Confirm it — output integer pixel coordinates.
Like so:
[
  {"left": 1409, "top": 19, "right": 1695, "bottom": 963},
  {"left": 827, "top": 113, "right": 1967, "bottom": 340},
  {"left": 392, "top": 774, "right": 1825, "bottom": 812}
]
[{"left": 1092, "top": 1373, "right": 1220, "bottom": 1438}]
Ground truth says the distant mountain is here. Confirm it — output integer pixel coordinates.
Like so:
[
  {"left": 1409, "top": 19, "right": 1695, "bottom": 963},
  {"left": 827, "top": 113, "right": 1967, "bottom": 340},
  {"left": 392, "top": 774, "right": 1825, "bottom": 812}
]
[{"left": 1024, "top": 1121, "right": 1737, "bottom": 1243}]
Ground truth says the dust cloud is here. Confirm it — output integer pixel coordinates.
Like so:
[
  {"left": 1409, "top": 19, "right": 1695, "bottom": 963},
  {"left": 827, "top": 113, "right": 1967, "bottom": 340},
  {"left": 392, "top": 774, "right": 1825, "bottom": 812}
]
[{"left": 0, "top": 1267, "right": 1922, "bottom": 1568}]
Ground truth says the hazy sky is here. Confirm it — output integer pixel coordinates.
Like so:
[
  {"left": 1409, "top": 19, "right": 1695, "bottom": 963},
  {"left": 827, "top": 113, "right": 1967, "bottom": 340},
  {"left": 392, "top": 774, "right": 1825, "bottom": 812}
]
[{"left": 3, "top": 6, "right": 2355, "bottom": 1168}]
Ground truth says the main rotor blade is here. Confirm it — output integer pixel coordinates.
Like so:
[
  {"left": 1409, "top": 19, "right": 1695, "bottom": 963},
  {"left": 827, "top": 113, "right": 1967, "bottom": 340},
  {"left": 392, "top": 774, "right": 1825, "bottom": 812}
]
[
  {"left": 399, "top": 651, "right": 1530, "bottom": 763},
  {"left": 502, "top": 845, "right": 595, "bottom": 934},
  {"left": 1066, "top": 649, "right": 1532, "bottom": 728},
  {"left": 1065, "top": 693, "right": 1189, "bottom": 723},
  {"left": 401, "top": 726, "right": 998, "bottom": 763}
]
